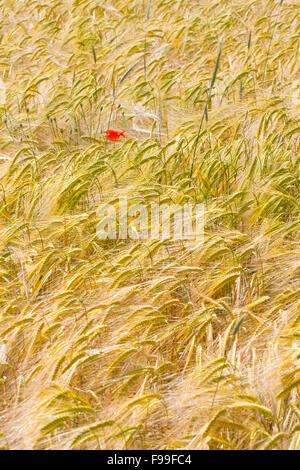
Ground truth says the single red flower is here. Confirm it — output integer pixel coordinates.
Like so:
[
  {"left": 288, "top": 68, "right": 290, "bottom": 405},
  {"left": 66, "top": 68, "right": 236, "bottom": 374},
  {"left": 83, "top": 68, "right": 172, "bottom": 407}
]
[{"left": 105, "top": 129, "right": 126, "bottom": 141}]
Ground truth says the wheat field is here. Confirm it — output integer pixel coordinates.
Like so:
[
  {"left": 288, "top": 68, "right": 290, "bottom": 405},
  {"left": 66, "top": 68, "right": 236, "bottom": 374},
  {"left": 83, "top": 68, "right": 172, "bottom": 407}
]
[{"left": 0, "top": 0, "right": 299, "bottom": 450}]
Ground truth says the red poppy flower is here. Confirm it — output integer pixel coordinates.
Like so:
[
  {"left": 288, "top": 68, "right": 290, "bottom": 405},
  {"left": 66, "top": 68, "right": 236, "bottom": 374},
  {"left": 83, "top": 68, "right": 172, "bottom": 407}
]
[{"left": 105, "top": 129, "right": 126, "bottom": 141}]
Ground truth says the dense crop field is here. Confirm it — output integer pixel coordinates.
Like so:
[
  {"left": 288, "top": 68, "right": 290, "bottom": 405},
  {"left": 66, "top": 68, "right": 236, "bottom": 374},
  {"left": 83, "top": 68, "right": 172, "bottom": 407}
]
[{"left": 0, "top": 0, "right": 299, "bottom": 450}]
